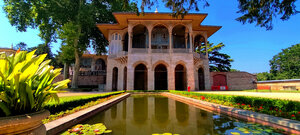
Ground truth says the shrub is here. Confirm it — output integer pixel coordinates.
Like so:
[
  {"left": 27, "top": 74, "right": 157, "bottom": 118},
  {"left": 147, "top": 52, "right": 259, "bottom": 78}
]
[
  {"left": 45, "top": 91, "right": 124, "bottom": 114},
  {"left": 170, "top": 90, "right": 300, "bottom": 120},
  {"left": 0, "top": 50, "right": 70, "bottom": 117}
]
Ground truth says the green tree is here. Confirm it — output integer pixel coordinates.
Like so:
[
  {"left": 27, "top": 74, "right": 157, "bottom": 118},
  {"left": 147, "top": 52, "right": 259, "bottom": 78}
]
[
  {"left": 198, "top": 42, "right": 233, "bottom": 72},
  {"left": 14, "top": 42, "right": 27, "bottom": 51},
  {"left": 269, "top": 44, "right": 300, "bottom": 80},
  {"left": 256, "top": 72, "right": 273, "bottom": 81},
  {"left": 3, "top": 0, "right": 135, "bottom": 88},
  {"left": 56, "top": 45, "right": 75, "bottom": 80},
  {"left": 132, "top": 0, "right": 298, "bottom": 30}
]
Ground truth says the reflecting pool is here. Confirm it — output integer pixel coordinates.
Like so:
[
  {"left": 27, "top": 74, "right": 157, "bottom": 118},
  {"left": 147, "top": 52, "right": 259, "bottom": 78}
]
[{"left": 83, "top": 95, "right": 284, "bottom": 135}]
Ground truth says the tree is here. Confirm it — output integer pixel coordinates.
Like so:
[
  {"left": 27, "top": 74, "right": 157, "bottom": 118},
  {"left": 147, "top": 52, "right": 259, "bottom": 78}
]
[
  {"left": 269, "top": 44, "right": 300, "bottom": 80},
  {"left": 255, "top": 72, "right": 273, "bottom": 81},
  {"left": 3, "top": 0, "right": 135, "bottom": 88},
  {"left": 56, "top": 45, "right": 75, "bottom": 80},
  {"left": 14, "top": 42, "right": 27, "bottom": 51},
  {"left": 131, "top": 0, "right": 299, "bottom": 30},
  {"left": 198, "top": 42, "right": 233, "bottom": 72}
]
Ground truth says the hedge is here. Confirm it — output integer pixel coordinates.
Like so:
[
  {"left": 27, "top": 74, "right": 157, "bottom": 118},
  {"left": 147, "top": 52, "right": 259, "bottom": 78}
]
[
  {"left": 170, "top": 91, "right": 300, "bottom": 121},
  {"left": 44, "top": 91, "right": 124, "bottom": 114}
]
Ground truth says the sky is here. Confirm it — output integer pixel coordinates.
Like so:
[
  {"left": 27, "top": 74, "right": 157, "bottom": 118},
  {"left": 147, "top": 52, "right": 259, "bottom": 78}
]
[{"left": 0, "top": 1, "right": 299, "bottom": 73}]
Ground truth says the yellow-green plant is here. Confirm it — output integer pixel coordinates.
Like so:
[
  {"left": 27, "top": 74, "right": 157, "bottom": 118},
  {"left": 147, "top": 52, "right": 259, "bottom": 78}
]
[{"left": 0, "top": 50, "right": 70, "bottom": 116}]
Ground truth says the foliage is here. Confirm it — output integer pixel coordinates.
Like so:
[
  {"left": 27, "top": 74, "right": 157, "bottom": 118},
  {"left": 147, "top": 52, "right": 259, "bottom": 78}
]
[
  {"left": 128, "top": 0, "right": 298, "bottom": 30},
  {"left": 0, "top": 50, "right": 70, "bottom": 117},
  {"left": 152, "top": 133, "right": 180, "bottom": 135},
  {"left": 198, "top": 42, "right": 233, "bottom": 72},
  {"left": 61, "top": 123, "right": 112, "bottom": 135},
  {"left": 43, "top": 92, "right": 124, "bottom": 123},
  {"left": 14, "top": 42, "right": 28, "bottom": 51},
  {"left": 226, "top": 122, "right": 284, "bottom": 135},
  {"left": 256, "top": 72, "right": 273, "bottom": 81},
  {"left": 170, "top": 91, "right": 300, "bottom": 121},
  {"left": 269, "top": 44, "right": 300, "bottom": 80}
]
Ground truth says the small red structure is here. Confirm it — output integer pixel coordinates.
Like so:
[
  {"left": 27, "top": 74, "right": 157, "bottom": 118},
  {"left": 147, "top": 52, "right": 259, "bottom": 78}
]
[
  {"left": 211, "top": 86, "right": 228, "bottom": 91},
  {"left": 188, "top": 86, "right": 191, "bottom": 92}
]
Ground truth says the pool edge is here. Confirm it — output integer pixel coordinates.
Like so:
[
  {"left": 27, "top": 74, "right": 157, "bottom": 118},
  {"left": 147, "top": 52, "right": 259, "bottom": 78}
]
[
  {"left": 45, "top": 93, "right": 131, "bottom": 135},
  {"left": 161, "top": 92, "right": 300, "bottom": 134}
]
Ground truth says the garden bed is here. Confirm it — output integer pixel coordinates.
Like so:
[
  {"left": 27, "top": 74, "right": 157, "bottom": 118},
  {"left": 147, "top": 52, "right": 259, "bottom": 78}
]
[
  {"left": 45, "top": 93, "right": 130, "bottom": 135},
  {"left": 43, "top": 91, "right": 124, "bottom": 123}
]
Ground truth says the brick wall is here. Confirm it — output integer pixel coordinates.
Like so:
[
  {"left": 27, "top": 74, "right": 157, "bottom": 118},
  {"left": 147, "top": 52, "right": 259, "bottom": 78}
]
[
  {"left": 210, "top": 72, "right": 257, "bottom": 90},
  {"left": 52, "top": 74, "right": 106, "bottom": 87},
  {"left": 257, "top": 80, "right": 300, "bottom": 90}
]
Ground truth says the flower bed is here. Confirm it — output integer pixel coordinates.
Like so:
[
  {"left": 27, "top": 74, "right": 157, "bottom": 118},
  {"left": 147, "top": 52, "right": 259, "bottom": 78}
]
[
  {"left": 43, "top": 92, "right": 125, "bottom": 123},
  {"left": 45, "top": 91, "right": 124, "bottom": 114},
  {"left": 170, "top": 91, "right": 300, "bottom": 121}
]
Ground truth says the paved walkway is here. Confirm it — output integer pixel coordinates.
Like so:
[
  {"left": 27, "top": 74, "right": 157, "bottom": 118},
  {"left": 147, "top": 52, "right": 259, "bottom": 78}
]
[
  {"left": 196, "top": 91, "right": 300, "bottom": 101},
  {"left": 57, "top": 91, "right": 108, "bottom": 97}
]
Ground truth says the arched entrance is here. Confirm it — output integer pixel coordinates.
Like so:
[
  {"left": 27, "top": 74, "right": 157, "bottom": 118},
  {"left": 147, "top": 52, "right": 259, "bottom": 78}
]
[
  {"left": 134, "top": 64, "right": 147, "bottom": 90},
  {"left": 154, "top": 64, "right": 168, "bottom": 90},
  {"left": 198, "top": 68, "right": 205, "bottom": 90},
  {"left": 123, "top": 67, "right": 127, "bottom": 90},
  {"left": 194, "top": 34, "right": 206, "bottom": 53},
  {"left": 172, "top": 25, "right": 187, "bottom": 48},
  {"left": 112, "top": 67, "right": 118, "bottom": 91},
  {"left": 175, "top": 64, "right": 187, "bottom": 90},
  {"left": 95, "top": 58, "right": 106, "bottom": 71}
]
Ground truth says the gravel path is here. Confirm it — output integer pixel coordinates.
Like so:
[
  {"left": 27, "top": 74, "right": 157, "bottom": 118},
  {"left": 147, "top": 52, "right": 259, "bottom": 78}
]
[{"left": 196, "top": 91, "right": 300, "bottom": 101}]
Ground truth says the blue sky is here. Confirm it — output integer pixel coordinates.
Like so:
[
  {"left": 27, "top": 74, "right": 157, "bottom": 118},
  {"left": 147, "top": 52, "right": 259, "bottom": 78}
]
[{"left": 0, "top": 1, "right": 299, "bottom": 73}]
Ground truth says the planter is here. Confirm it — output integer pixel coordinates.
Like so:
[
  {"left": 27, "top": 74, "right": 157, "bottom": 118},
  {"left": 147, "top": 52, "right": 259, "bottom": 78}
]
[{"left": 0, "top": 110, "right": 50, "bottom": 135}]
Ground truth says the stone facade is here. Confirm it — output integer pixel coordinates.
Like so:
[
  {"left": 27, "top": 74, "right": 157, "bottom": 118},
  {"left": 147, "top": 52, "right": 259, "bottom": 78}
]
[{"left": 96, "top": 12, "right": 222, "bottom": 91}]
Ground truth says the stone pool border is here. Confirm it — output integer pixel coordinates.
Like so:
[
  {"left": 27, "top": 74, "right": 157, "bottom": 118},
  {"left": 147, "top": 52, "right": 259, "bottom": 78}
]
[
  {"left": 161, "top": 92, "right": 300, "bottom": 134},
  {"left": 45, "top": 93, "right": 130, "bottom": 135}
]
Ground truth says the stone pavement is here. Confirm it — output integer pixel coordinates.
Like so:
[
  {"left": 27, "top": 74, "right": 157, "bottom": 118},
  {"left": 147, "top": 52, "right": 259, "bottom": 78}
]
[{"left": 196, "top": 91, "right": 300, "bottom": 101}]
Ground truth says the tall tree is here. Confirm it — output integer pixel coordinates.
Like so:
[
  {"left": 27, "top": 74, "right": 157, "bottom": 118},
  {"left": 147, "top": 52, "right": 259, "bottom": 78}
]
[
  {"left": 130, "top": 0, "right": 298, "bottom": 30},
  {"left": 269, "top": 44, "right": 300, "bottom": 80},
  {"left": 3, "top": 0, "right": 135, "bottom": 88},
  {"left": 198, "top": 42, "right": 233, "bottom": 72}
]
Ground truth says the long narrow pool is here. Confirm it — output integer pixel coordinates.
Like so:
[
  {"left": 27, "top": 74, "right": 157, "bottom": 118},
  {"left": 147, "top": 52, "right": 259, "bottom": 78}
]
[{"left": 83, "top": 95, "right": 283, "bottom": 135}]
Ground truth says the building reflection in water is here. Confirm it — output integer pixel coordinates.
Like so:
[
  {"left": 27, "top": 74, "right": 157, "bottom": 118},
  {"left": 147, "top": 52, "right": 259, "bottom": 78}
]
[
  {"left": 123, "top": 99, "right": 127, "bottom": 119},
  {"left": 111, "top": 105, "right": 117, "bottom": 119},
  {"left": 196, "top": 109, "right": 213, "bottom": 134},
  {"left": 154, "top": 96, "right": 169, "bottom": 124},
  {"left": 175, "top": 101, "right": 189, "bottom": 126},
  {"left": 133, "top": 96, "right": 148, "bottom": 124}
]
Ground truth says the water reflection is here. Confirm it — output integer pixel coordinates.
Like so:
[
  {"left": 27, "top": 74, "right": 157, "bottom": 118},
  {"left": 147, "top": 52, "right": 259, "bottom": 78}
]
[
  {"left": 133, "top": 96, "right": 148, "bottom": 124},
  {"left": 154, "top": 97, "right": 169, "bottom": 123},
  {"left": 122, "top": 99, "right": 126, "bottom": 119},
  {"left": 111, "top": 105, "right": 117, "bottom": 119},
  {"left": 175, "top": 101, "right": 189, "bottom": 125},
  {"left": 83, "top": 95, "right": 283, "bottom": 135}
]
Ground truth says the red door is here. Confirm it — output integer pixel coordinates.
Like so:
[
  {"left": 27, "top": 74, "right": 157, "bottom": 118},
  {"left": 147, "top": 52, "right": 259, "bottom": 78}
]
[{"left": 213, "top": 74, "right": 227, "bottom": 86}]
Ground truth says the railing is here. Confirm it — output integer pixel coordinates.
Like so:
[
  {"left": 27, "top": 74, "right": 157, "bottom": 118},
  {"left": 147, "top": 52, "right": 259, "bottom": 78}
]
[
  {"left": 131, "top": 48, "right": 148, "bottom": 53},
  {"left": 152, "top": 48, "right": 169, "bottom": 53},
  {"left": 193, "top": 52, "right": 206, "bottom": 59},
  {"left": 70, "top": 70, "right": 106, "bottom": 76},
  {"left": 108, "top": 51, "right": 128, "bottom": 58},
  {"left": 173, "top": 48, "right": 189, "bottom": 53}
]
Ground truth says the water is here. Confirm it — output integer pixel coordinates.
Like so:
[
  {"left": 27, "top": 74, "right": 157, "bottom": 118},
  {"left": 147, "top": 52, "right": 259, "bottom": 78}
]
[{"left": 83, "top": 95, "right": 284, "bottom": 135}]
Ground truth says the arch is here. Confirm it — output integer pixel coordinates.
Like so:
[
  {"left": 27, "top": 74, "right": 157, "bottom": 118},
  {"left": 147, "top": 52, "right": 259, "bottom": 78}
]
[
  {"left": 134, "top": 64, "right": 148, "bottom": 90},
  {"left": 123, "top": 67, "right": 127, "bottom": 90},
  {"left": 132, "top": 24, "right": 148, "bottom": 48},
  {"left": 194, "top": 34, "right": 206, "bottom": 52},
  {"left": 151, "top": 25, "right": 169, "bottom": 49},
  {"left": 95, "top": 58, "right": 106, "bottom": 71},
  {"left": 154, "top": 64, "right": 168, "bottom": 90},
  {"left": 112, "top": 67, "right": 118, "bottom": 91},
  {"left": 152, "top": 60, "right": 169, "bottom": 70},
  {"left": 198, "top": 67, "right": 205, "bottom": 90},
  {"left": 123, "top": 32, "right": 128, "bottom": 51},
  {"left": 132, "top": 61, "right": 148, "bottom": 69},
  {"left": 175, "top": 64, "right": 187, "bottom": 90},
  {"left": 213, "top": 74, "right": 227, "bottom": 86},
  {"left": 172, "top": 24, "right": 188, "bottom": 48}
]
